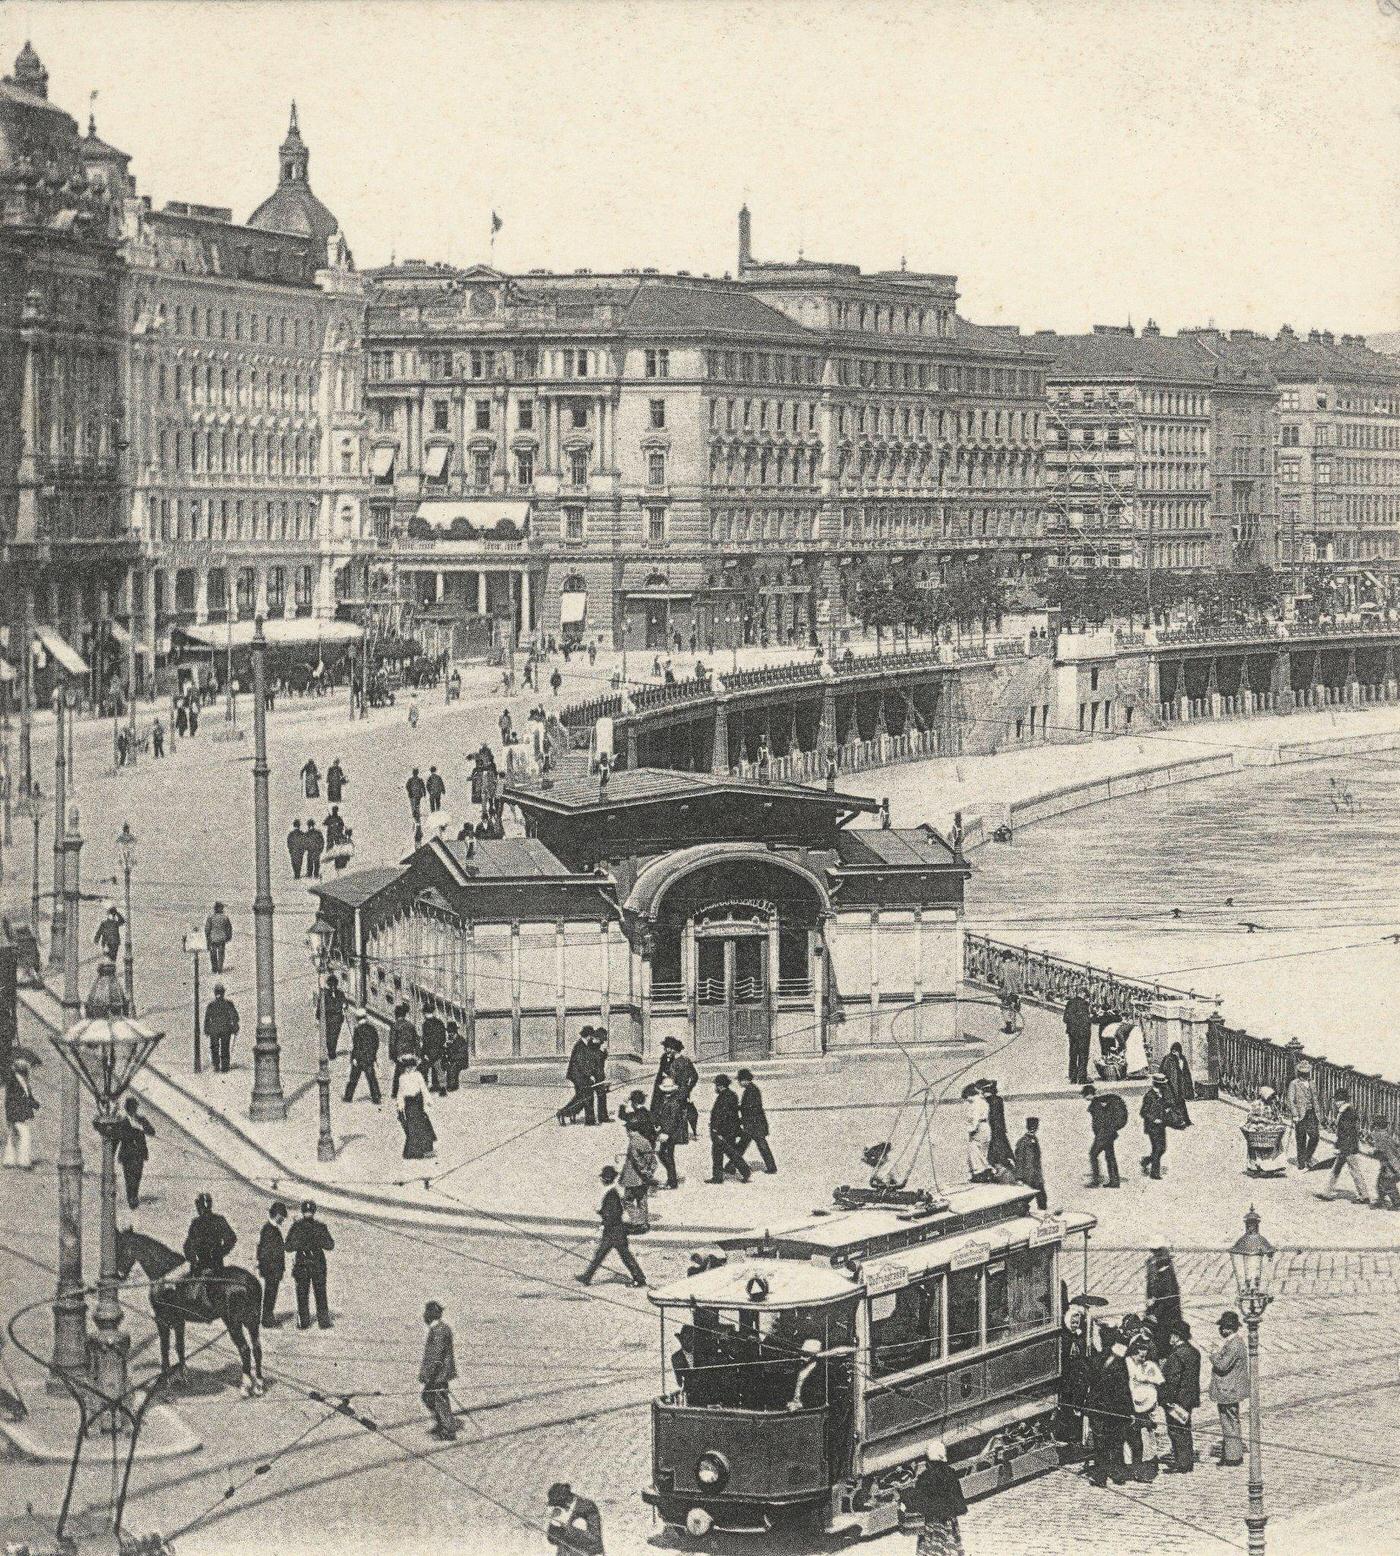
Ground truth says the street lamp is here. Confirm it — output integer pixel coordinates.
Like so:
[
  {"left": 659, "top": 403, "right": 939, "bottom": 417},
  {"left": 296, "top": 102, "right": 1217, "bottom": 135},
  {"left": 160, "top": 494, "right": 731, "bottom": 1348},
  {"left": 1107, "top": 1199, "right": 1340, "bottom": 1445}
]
[
  {"left": 305, "top": 912, "right": 336, "bottom": 1163},
  {"left": 116, "top": 822, "right": 137, "bottom": 1014},
  {"left": 1230, "top": 1206, "right": 1276, "bottom": 1556},
  {"left": 48, "top": 964, "right": 162, "bottom": 1422},
  {"left": 15, "top": 781, "right": 44, "bottom": 936}
]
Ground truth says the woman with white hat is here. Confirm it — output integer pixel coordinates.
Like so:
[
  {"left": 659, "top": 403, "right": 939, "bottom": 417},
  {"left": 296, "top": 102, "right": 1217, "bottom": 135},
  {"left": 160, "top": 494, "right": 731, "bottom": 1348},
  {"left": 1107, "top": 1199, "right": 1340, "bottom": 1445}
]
[{"left": 900, "top": 1440, "right": 968, "bottom": 1555}]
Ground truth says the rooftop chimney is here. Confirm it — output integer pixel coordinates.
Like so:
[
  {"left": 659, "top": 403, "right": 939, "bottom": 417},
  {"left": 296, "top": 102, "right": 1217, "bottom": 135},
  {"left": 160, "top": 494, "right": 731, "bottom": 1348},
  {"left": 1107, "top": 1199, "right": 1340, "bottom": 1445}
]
[{"left": 738, "top": 204, "right": 752, "bottom": 270}]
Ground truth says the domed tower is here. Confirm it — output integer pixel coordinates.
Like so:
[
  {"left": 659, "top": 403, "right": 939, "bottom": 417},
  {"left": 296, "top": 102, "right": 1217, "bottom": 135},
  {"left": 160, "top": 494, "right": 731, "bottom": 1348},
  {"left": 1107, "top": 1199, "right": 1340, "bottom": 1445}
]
[
  {"left": 12, "top": 40, "right": 49, "bottom": 99},
  {"left": 247, "top": 102, "right": 352, "bottom": 267}
]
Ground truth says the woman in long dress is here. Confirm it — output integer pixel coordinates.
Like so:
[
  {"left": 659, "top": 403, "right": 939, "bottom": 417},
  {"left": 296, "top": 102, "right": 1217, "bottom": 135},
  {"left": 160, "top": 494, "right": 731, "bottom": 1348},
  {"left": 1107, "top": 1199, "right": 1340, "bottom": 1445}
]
[
  {"left": 1161, "top": 1042, "right": 1194, "bottom": 1128},
  {"left": 901, "top": 1440, "right": 968, "bottom": 1556},
  {"left": 963, "top": 1084, "right": 991, "bottom": 1182},
  {"left": 397, "top": 1061, "right": 437, "bottom": 1160}
]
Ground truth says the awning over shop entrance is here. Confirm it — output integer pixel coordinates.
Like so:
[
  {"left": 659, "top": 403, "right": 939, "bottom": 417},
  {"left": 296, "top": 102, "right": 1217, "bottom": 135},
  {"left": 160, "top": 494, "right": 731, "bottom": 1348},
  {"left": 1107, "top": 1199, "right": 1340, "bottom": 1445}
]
[
  {"left": 173, "top": 620, "right": 364, "bottom": 651},
  {"left": 560, "top": 591, "right": 587, "bottom": 626},
  {"left": 34, "top": 625, "right": 88, "bottom": 677}
]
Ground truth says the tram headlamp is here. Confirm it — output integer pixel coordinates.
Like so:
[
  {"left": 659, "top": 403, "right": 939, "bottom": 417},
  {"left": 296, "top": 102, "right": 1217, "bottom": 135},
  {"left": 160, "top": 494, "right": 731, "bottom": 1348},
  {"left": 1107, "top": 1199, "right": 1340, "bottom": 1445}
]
[{"left": 695, "top": 1451, "right": 730, "bottom": 1490}]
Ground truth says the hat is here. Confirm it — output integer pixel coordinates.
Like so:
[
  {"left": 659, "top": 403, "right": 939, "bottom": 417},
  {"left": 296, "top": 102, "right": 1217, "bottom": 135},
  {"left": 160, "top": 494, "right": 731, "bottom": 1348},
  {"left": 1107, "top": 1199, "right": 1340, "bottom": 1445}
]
[
  {"left": 11, "top": 1057, "right": 28, "bottom": 1073},
  {"left": 925, "top": 1440, "right": 948, "bottom": 1462},
  {"left": 356, "top": 1006, "right": 367, "bottom": 1019},
  {"left": 714, "top": 1073, "right": 731, "bottom": 1087},
  {"left": 424, "top": 1301, "right": 444, "bottom": 1320},
  {"left": 269, "top": 1201, "right": 288, "bottom": 1219},
  {"left": 301, "top": 1199, "right": 316, "bottom": 1215},
  {"left": 600, "top": 1165, "right": 618, "bottom": 1184},
  {"left": 547, "top": 1484, "right": 572, "bottom": 1509},
  {"left": 195, "top": 1192, "right": 212, "bottom": 1212},
  {"left": 736, "top": 1068, "right": 753, "bottom": 1082},
  {"left": 1296, "top": 1060, "right": 1312, "bottom": 1075},
  {"left": 1218, "top": 1310, "right": 1240, "bottom": 1332},
  {"left": 213, "top": 982, "right": 226, "bottom": 995},
  {"left": 580, "top": 1025, "right": 596, "bottom": 1038},
  {"left": 662, "top": 1036, "right": 683, "bottom": 1052},
  {"left": 1081, "top": 1084, "right": 1096, "bottom": 1097},
  {"left": 800, "top": 1338, "right": 822, "bottom": 1356}
]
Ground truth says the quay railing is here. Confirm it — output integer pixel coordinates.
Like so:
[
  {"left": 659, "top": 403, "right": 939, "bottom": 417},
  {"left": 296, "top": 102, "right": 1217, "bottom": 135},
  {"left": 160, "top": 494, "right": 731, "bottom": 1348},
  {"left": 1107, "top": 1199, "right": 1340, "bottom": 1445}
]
[
  {"left": 962, "top": 932, "right": 1203, "bottom": 1021},
  {"left": 731, "top": 727, "right": 938, "bottom": 784}
]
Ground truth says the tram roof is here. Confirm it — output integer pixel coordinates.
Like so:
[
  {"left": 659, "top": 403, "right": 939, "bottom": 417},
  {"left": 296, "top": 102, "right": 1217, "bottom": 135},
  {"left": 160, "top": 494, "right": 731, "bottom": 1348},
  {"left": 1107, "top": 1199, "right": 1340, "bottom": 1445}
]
[
  {"left": 649, "top": 1257, "right": 862, "bottom": 1310},
  {"left": 860, "top": 1209, "right": 1098, "bottom": 1292}
]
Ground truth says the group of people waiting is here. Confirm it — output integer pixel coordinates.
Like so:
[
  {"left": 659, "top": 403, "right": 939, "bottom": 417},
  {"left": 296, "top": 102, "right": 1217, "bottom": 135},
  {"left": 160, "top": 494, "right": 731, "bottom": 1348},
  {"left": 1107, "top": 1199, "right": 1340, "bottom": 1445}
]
[
  {"left": 338, "top": 997, "right": 471, "bottom": 1159},
  {"left": 291, "top": 758, "right": 353, "bottom": 875}
]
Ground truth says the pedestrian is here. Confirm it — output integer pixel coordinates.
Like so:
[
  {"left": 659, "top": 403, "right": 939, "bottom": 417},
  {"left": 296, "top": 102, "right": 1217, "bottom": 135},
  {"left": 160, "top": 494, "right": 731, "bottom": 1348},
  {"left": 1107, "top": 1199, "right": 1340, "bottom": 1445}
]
[
  {"left": 323, "top": 806, "right": 346, "bottom": 848},
  {"left": 419, "top": 1300, "right": 458, "bottom": 1440},
  {"left": 151, "top": 718, "right": 165, "bottom": 758},
  {"left": 1161, "top": 1041, "right": 1195, "bottom": 1128},
  {"left": 204, "top": 900, "right": 233, "bottom": 973},
  {"left": 997, "top": 950, "right": 1024, "bottom": 1033},
  {"left": 114, "top": 1096, "right": 155, "bottom": 1209},
  {"left": 652, "top": 1075, "right": 688, "bottom": 1189},
  {"left": 344, "top": 1007, "right": 382, "bottom": 1103},
  {"left": 589, "top": 1029, "right": 611, "bottom": 1123},
  {"left": 1084, "top": 1083, "right": 1125, "bottom": 1188},
  {"left": 962, "top": 1082, "right": 991, "bottom": 1182},
  {"left": 286, "top": 819, "right": 306, "bottom": 878},
  {"left": 407, "top": 692, "right": 420, "bottom": 728},
  {"left": 94, "top": 905, "right": 124, "bottom": 961},
  {"left": 388, "top": 1003, "right": 420, "bottom": 1098},
  {"left": 1140, "top": 1073, "right": 1169, "bottom": 1179},
  {"left": 1323, "top": 1086, "right": 1369, "bottom": 1203},
  {"left": 187, "top": 700, "right": 199, "bottom": 736},
  {"left": 1124, "top": 1332, "right": 1165, "bottom": 1482},
  {"left": 706, "top": 1075, "right": 751, "bottom": 1184},
  {"left": 549, "top": 666, "right": 562, "bottom": 698},
  {"left": 203, "top": 981, "right": 240, "bottom": 1073},
  {"left": 618, "top": 1089, "right": 654, "bottom": 1138},
  {"left": 1208, "top": 1311, "right": 1248, "bottom": 1467},
  {"left": 899, "top": 1440, "right": 968, "bottom": 1556},
  {"left": 303, "top": 819, "right": 325, "bottom": 879},
  {"left": 257, "top": 1201, "right": 288, "bottom": 1326},
  {"left": 2, "top": 1059, "right": 38, "bottom": 1171},
  {"left": 545, "top": 1483, "right": 604, "bottom": 1556},
  {"left": 1013, "top": 1116, "right": 1047, "bottom": 1209},
  {"left": 397, "top": 1060, "right": 437, "bottom": 1159},
  {"left": 575, "top": 1166, "right": 647, "bottom": 1288},
  {"left": 1372, "top": 1113, "right": 1400, "bottom": 1210},
  {"left": 443, "top": 1021, "right": 469, "bottom": 1092},
  {"left": 1285, "top": 1059, "right": 1319, "bottom": 1169},
  {"left": 1144, "top": 1247, "right": 1183, "bottom": 1352},
  {"left": 421, "top": 1003, "right": 447, "bottom": 1093},
  {"left": 175, "top": 701, "right": 188, "bottom": 739},
  {"left": 735, "top": 1068, "right": 777, "bottom": 1174},
  {"left": 1160, "top": 1320, "right": 1201, "bottom": 1473},
  {"left": 301, "top": 758, "right": 321, "bottom": 799},
  {"left": 1086, "top": 1328, "right": 1132, "bottom": 1487},
  {"left": 182, "top": 1190, "right": 237, "bottom": 1309},
  {"left": 1064, "top": 989, "right": 1093, "bottom": 1087},
  {"left": 285, "top": 1200, "right": 334, "bottom": 1329},
  {"left": 426, "top": 765, "right": 446, "bottom": 812},
  {"left": 319, "top": 972, "right": 346, "bottom": 1061},
  {"left": 325, "top": 759, "right": 347, "bottom": 804},
  {"left": 619, "top": 1115, "right": 658, "bottom": 1232},
  {"left": 981, "top": 1078, "right": 1015, "bottom": 1175},
  {"left": 649, "top": 1035, "right": 699, "bottom": 1120},
  {"left": 331, "top": 826, "right": 355, "bottom": 873},
  {"left": 406, "top": 767, "right": 427, "bottom": 822},
  {"left": 1055, "top": 1307, "right": 1092, "bottom": 1452}
]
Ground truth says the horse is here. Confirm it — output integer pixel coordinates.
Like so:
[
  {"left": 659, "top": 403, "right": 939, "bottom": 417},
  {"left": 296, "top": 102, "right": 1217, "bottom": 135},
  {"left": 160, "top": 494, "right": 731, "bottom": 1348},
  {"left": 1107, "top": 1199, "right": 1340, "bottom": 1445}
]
[{"left": 115, "top": 1228, "right": 266, "bottom": 1397}]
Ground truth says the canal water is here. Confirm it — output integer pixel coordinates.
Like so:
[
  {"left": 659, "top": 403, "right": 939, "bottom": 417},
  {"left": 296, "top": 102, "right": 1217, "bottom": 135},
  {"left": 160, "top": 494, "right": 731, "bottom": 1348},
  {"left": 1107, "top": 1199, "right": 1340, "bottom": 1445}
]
[{"left": 967, "top": 754, "right": 1400, "bottom": 1076}]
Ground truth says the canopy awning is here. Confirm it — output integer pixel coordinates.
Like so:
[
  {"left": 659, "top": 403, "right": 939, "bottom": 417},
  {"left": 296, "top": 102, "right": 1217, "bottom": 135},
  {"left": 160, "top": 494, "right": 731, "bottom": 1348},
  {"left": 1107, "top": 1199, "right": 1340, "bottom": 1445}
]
[
  {"left": 370, "top": 446, "right": 396, "bottom": 480},
  {"left": 559, "top": 590, "right": 588, "bottom": 626},
  {"left": 34, "top": 626, "right": 88, "bottom": 677},
  {"left": 413, "top": 499, "right": 530, "bottom": 534},
  {"left": 424, "top": 443, "right": 451, "bottom": 482},
  {"left": 108, "top": 622, "right": 132, "bottom": 647},
  {"left": 173, "top": 620, "right": 365, "bottom": 651}
]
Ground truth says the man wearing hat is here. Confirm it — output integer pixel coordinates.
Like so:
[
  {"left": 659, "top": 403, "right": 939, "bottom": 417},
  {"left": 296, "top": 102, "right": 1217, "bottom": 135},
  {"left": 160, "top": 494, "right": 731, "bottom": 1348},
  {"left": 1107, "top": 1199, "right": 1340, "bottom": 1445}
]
[
  {"left": 649, "top": 1035, "right": 698, "bottom": 1120},
  {"left": 1208, "top": 1311, "right": 1247, "bottom": 1466},
  {"left": 706, "top": 1075, "right": 750, "bottom": 1184},
  {"left": 204, "top": 900, "right": 233, "bottom": 973},
  {"left": 202, "top": 981, "right": 240, "bottom": 1074},
  {"left": 257, "top": 1201, "right": 288, "bottom": 1326},
  {"left": 2, "top": 1058, "right": 38, "bottom": 1171},
  {"left": 1285, "top": 1059, "right": 1319, "bottom": 1169},
  {"left": 418, "top": 1300, "right": 458, "bottom": 1440},
  {"left": 575, "top": 1165, "right": 646, "bottom": 1288},
  {"left": 1013, "top": 1116, "right": 1046, "bottom": 1209},
  {"left": 284, "top": 1200, "right": 335, "bottom": 1329},
  {"left": 559, "top": 1026, "right": 600, "bottom": 1125},
  {"left": 545, "top": 1481, "right": 604, "bottom": 1555},
  {"left": 652, "top": 1075, "right": 689, "bottom": 1189},
  {"left": 735, "top": 1069, "right": 777, "bottom": 1175},
  {"left": 1160, "top": 1320, "right": 1202, "bottom": 1472},
  {"left": 344, "top": 1007, "right": 381, "bottom": 1103},
  {"left": 588, "top": 1029, "right": 612, "bottom": 1124},
  {"left": 183, "top": 1191, "right": 237, "bottom": 1311},
  {"left": 1140, "top": 1073, "right": 1170, "bottom": 1180}
]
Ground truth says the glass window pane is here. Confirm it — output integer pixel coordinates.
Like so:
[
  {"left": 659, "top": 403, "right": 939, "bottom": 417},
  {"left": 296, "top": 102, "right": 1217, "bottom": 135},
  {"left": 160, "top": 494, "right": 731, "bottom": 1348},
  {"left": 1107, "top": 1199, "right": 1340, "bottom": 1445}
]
[
  {"left": 948, "top": 1267, "right": 981, "bottom": 1354},
  {"left": 986, "top": 1264, "right": 1010, "bottom": 1346},
  {"left": 1008, "top": 1247, "right": 1054, "bottom": 1335}
]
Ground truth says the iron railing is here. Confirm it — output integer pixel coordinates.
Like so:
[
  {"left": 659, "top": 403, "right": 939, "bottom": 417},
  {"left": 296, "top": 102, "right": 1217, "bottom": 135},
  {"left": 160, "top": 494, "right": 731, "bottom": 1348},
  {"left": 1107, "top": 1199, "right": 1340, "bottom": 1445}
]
[{"left": 962, "top": 932, "right": 1201, "bottom": 1020}]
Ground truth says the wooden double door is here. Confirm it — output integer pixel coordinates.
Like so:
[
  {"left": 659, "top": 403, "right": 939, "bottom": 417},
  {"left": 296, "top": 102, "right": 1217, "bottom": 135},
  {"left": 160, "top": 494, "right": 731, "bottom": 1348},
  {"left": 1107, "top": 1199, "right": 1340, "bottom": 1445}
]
[{"left": 695, "top": 925, "right": 771, "bottom": 1064}]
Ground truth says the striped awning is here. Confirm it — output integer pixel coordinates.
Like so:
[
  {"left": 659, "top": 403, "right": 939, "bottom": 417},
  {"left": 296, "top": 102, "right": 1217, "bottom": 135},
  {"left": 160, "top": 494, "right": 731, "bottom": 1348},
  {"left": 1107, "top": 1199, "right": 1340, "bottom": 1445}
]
[{"left": 34, "top": 626, "right": 88, "bottom": 677}]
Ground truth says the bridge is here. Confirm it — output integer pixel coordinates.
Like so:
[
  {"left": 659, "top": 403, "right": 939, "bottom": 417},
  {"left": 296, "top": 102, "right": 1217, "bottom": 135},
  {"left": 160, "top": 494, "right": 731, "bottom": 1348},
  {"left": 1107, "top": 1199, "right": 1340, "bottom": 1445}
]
[{"left": 559, "top": 620, "right": 1400, "bottom": 776}]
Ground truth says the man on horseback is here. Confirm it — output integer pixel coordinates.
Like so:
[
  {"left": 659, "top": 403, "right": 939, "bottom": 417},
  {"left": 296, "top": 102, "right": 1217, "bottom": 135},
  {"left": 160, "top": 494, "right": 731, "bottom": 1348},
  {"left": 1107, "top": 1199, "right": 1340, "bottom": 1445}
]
[{"left": 183, "top": 1191, "right": 237, "bottom": 1314}]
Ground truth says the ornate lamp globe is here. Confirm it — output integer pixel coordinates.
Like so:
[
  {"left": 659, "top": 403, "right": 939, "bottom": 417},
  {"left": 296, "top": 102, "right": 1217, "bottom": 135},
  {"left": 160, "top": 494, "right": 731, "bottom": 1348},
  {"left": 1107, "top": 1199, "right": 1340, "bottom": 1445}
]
[
  {"left": 306, "top": 911, "right": 335, "bottom": 964},
  {"left": 50, "top": 963, "right": 162, "bottom": 1108},
  {"left": 1230, "top": 1206, "right": 1276, "bottom": 1313}
]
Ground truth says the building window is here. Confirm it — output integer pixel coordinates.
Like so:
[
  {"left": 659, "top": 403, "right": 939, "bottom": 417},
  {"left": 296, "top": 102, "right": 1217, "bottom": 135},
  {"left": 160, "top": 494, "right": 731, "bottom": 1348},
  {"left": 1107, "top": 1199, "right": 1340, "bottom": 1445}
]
[
  {"left": 570, "top": 449, "right": 589, "bottom": 486},
  {"left": 207, "top": 569, "right": 228, "bottom": 615},
  {"left": 295, "top": 565, "right": 314, "bottom": 611},
  {"left": 515, "top": 448, "right": 534, "bottom": 488},
  {"left": 475, "top": 399, "right": 491, "bottom": 431},
  {"left": 647, "top": 505, "right": 666, "bottom": 543},
  {"left": 648, "top": 450, "right": 666, "bottom": 487},
  {"left": 267, "top": 567, "right": 286, "bottom": 614},
  {"left": 564, "top": 504, "right": 585, "bottom": 541},
  {"left": 235, "top": 567, "right": 256, "bottom": 618},
  {"left": 570, "top": 400, "right": 589, "bottom": 430},
  {"left": 518, "top": 399, "right": 534, "bottom": 431},
  {"left": 473, "top": 450, "right": 491, "bottom": 489},
  {"left": 1315, "top": 461, "right": 1332, "bottom": 484},
  {"left": 649, "top": 398, "right": 666, "bottom": 430},
  {"left": 433, "top": 400, "right": 450, "bottom": 433},
  {"left": 645, "top": 348, "right": 670, "bottom": 379},
  {"left": 1281, "top": 425, "right": 1299, "bottom": 447}
]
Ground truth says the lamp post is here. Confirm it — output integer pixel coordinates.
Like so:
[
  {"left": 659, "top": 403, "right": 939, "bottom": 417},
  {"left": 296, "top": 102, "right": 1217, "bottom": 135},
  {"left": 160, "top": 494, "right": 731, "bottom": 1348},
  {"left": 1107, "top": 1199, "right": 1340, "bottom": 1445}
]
[
  {"left": 306, "top": 912, "right": 336, "bottom": 1162},
  {"left": 116, "top": 822, "right": 137, "bottom": 1014},
  {"left": 248, "top": 617, "right": 285, "bottom": 1121},
  {"left": 48, "top": 962, "right": 162, "bottom": 1429},
  {"left": 1230, "top": 1206, "right": 1276, "bottom": 1556},
  {"left": 51, "top": 804, "right": 86, "bottom": 1384},
  {"left": 16, "top": 781, "right": 44, "bottom": 936},
  {"left": 47, "top": 689, "right": 66, "bottom": 971}
]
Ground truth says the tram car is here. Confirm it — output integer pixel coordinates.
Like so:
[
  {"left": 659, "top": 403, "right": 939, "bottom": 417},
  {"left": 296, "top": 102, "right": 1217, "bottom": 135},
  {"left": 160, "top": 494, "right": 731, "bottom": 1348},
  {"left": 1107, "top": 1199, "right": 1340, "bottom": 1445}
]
[{"left": 644, "top": 1181, "right": 1095, "bottom": 1541}]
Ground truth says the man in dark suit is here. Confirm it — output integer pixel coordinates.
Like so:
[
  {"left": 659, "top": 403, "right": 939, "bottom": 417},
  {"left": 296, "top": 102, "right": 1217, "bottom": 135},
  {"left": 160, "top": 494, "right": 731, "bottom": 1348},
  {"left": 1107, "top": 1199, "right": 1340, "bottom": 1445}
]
[
  {"left": 202, "top": 983, "right": 240, "bottom": 1073},
  {"left": 1084, "top": 1084, "right": 1124, "bottom": 1188},
  {"left": 1324, "top": 1087, "right": 1370, "bottom": 1203},
  {"left": 418, "top": 1300, "right": 458, "bottom": 1440},
  {"left": 559, "top": 1027, "right": 598, "bottom": 1125},
  {"left": 735, "top": 1068, "right": 777, "bottom": 1174},
  {"left": 1064, "top": 991, "right": 1093, "bottom": 1086},
  {"left": 1086, "top": 1332, "right": 1132, "bottom": 1486},
  {"left": 1140, "top": 1074, "right": 1170, "bottom": 1180},
  {"left": 575, "top": 1166, "right": 646, "bottom": 1287},
  {"left": 707, "top": 1075, "right": 751, "bottom": 1184},
  {"left": 344, "top": 1008, "right": 381, "bottom": 1103},
  {"left": 319, "top": 973, "right": 346, "bottom": 1061},
  {"left": 284, "top": 1200, "right": 334, "bottom": 1329},
  {"left": 546, "top": 1482, "right": 604, "bottom": 1556},
  {"left": 1160, "top": 1320, "right": 1202, "bottom": 1472},
  {"left": 257, "top": 1201, "right": 288, "bottom": 1326},
  {"left": 114, "top": 1097, "right": 155, "bottom": 1210}
]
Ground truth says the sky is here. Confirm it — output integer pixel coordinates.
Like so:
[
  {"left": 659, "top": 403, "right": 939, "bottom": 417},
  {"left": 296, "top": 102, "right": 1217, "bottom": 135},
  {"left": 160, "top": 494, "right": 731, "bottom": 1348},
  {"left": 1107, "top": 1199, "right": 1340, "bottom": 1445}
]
[{"left": 6, "top": 0, "right": 1399, "bottom": 334}]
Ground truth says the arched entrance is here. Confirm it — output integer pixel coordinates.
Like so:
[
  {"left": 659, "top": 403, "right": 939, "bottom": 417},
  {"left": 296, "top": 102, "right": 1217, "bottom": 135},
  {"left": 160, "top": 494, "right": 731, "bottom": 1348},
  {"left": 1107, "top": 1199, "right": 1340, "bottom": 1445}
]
[{"left": 629, "top": 848, "right": 829, "bottom": 1063}]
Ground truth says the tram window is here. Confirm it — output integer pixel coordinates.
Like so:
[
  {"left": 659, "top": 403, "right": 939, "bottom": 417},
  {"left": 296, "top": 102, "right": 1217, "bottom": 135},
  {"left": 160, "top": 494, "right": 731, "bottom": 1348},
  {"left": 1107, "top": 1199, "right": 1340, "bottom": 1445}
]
[
  {"left": 948, "top": 1267, "right": 981, "bottom": 1355},
  {"left": 986, "top": 1264, "right": 1011, "bottom": 1346},
  {"left": 870, "top": 1277, "right": 943, "bottom": 1377},
  {"left": 1009, "top": 1247, "right": 1054, "bottom": 1334}
]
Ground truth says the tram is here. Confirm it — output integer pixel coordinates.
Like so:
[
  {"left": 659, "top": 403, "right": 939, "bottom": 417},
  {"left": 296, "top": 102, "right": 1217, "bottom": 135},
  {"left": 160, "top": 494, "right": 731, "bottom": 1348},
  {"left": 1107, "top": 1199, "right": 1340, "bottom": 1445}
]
[{"left": 644, "top": 1181, "right": 1095, "bottom": 1541}]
